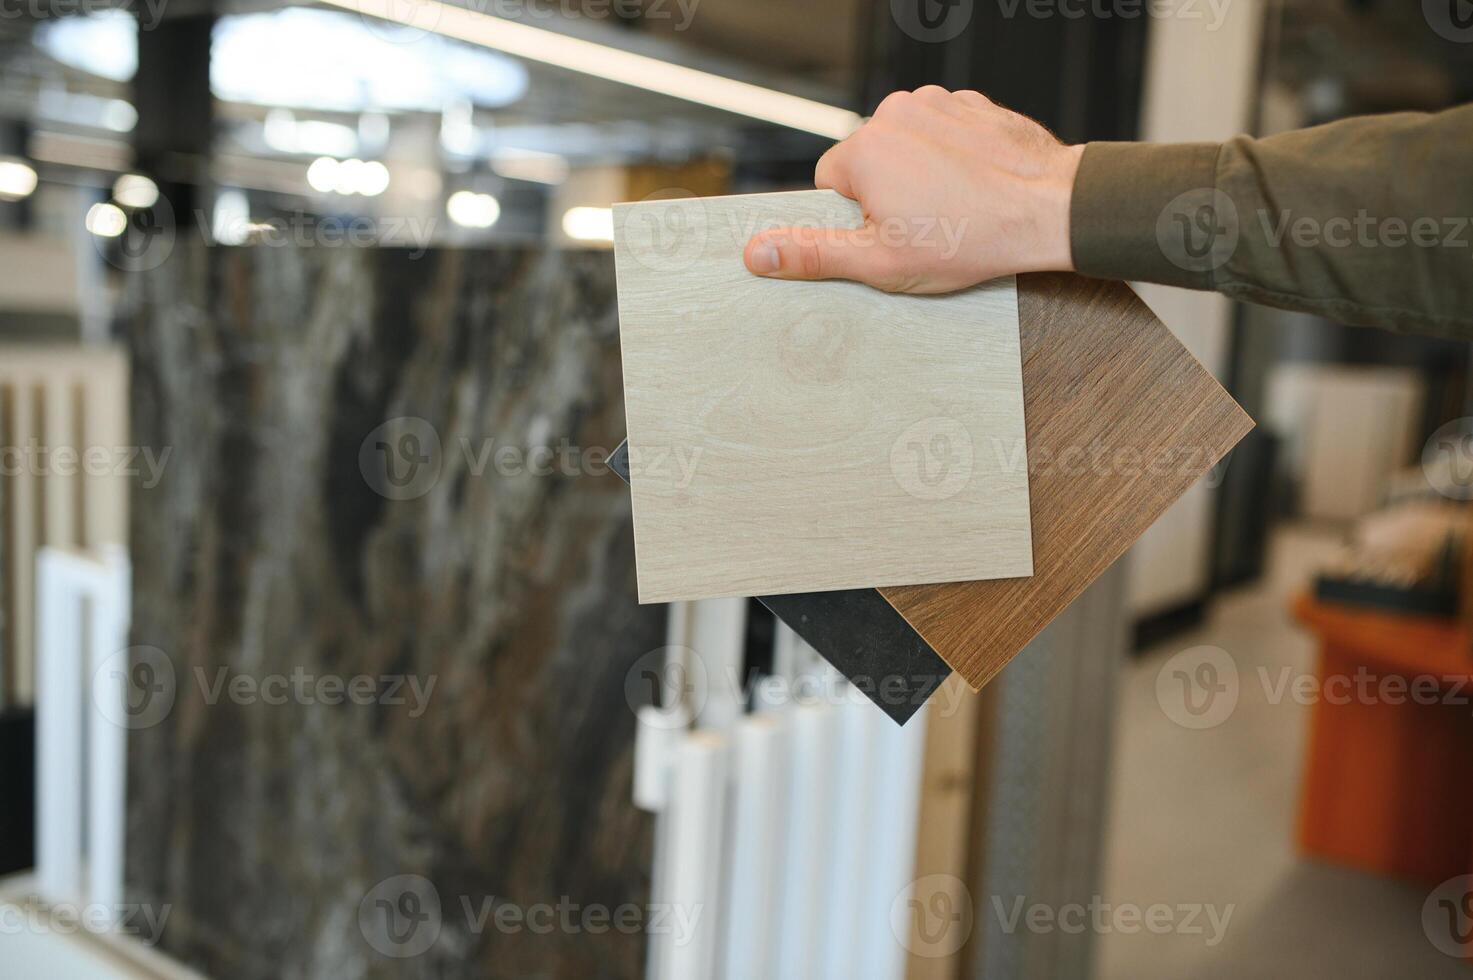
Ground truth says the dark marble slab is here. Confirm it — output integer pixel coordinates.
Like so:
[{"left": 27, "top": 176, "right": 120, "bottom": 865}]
[
  {"left": 121, "top": 244, "right": 666, "bottom": 979},
  {"left": 608, "top": 442, "right": 950, "bottom": 724}
]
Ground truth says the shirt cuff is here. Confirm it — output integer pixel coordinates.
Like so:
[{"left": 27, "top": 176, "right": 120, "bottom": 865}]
[{"left": 1069, "top": 140, "right": 1224, "bottom": 290}]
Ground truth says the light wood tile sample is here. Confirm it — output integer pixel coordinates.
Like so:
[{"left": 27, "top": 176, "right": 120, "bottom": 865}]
[
  {"left": 614, "top": 190, "right": 1033, "bottom": 603},
  {"left": 605, "top": 441, "right": 948, "bottom": 725},
  {"left": 881, "top": 272, "right": 1255, "bottom": 690}
]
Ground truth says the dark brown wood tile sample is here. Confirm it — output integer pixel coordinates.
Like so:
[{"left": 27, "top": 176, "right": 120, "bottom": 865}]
[{"left": 881, "top": 272, "right": 1254, "bottom": 690}]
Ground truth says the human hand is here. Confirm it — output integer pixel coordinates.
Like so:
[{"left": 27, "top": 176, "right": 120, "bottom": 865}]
[{"left": 743, "top": 86, "right": 1084, "bottom": 293}]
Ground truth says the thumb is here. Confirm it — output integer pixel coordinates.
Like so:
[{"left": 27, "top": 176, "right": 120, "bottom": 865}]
[{"left": 743, "top": 225, "right": 898, "bottom": 289}]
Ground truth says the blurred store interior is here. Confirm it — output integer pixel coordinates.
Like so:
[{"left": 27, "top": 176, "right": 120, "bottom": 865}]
[{"left": 0, "top": 0, "right": 1472, "bottom": 978}]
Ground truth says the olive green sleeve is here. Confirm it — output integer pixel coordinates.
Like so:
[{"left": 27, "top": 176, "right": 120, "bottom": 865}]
[{"left": 1069, "top": 104, "right": 1473, "bottom": 338}]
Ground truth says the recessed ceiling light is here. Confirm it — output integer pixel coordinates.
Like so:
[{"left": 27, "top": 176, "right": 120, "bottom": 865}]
[
  {"left": 112, "top": 173, "right": 158, "bottom": 209},
  {"left": 0, "top": 159, "right": 38, "bottom": 201},
  {"left": 561, "top": 206, "right": 614, "bottom": 243},
  {"left": 446, "top": 190, "right": 500, "bottom": 229},
  {"left": 358, "top": 161, "right": 391, "bottom": 197},
  {"left": 306, "top": 156, "right": 340, "bottom": 194},
  {"left": 85, "top": 201, "right": 127, "bottom": 237}
]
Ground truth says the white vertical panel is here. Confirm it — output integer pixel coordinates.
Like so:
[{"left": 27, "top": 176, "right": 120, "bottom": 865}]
[
  {"left": 861, "top": 700, "right": 929, "bottom": 980},
  {"left": 646, "top": 807, "right": 673, "bottom": 980},
  {"left": 1300, "top": 368, "right": 1422, "bottom": 520},
  {"left": 634, "top": 705, "right": 689, "bottom": 812},
  {"left": 665, "top": 600, "right": 693, "bottom": 655},
  {"left": 752, "top": 673, "right": 790, "bottom": 715},
  {"left": 775, "top": 700, "right": 841, "bottom": 980},
  {"left": 35, "top": 546, "right": 132, "bottom": 920},
  {"left": 1127, "top": 287, "right": 1234, "bottom": 616},
  {"left": 1125, "top": 0, "right": 1265, "bottom": 616},
  {"left": 1139, "top": 0, "right": 1263, "bottom": 143},
  {"left": 645, "top": 601, "right": 695, "bottom": 980},
  {"left": 822, "top": 691, "right": 881, "bottom": 980},
  {"left": 661, "top": 731, "right": 729, "bottom": 980},
  {"left": 664, "top": 597, "right": 747, "bottom": 728},
  {"left": 771, "top": 621, "right": 802, "bottom": 685},
  {"left": 637, "top": 704, "right": 687, "bottom": 980},
  {"left": 690, "top": 597, "right": 747, "bottom": 731},
  {"left": 87, "top": 547, "right": 132, "bottom": 920},
  {"left": 720, "top": 713, "right": 790, "bottom": 980},
  {"left": 35, "top": 549, "right": 83, "bottom": 903}
]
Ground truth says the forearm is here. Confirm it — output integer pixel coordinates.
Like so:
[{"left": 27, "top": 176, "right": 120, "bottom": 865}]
[{"left": 1070, "top": 104, "right": 1473, "bottom": 337}]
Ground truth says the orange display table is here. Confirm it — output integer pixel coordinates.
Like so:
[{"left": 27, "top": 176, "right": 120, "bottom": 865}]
[{"left": 1293, "top": 594, "right": 1473, "bottom": 886}]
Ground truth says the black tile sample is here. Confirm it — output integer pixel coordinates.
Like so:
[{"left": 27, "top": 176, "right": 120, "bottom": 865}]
[{"left": 609, "top": 440, "right": 952, "bottom": 724}]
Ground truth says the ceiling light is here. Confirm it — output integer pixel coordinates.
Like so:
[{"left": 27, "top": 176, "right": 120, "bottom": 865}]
[
  {"left": 319, "top": 0, "right": 862, "bottom": 140},
  {"left": 112, "top": 173, "right": 158, "bottom": 209},
  {"left": 212, "top": 189, "right": 250, "bottom": 245},
  {"left": 102, "top": 99, "right": 137, "bottom": 133},
  {"left": 85, "top": 202, "right": 127, "bottom": 237},
  {"left": 307, "top": 156, "right": 391, "bottom": 196},
  {"left": 439, "top": 99, "right": 479, "bottom": 157},
  {"left": 264, "top": 109, "right": 359, "bottom": 158},
  {"left": 36, "top": 9, "right": 529, "bottom": 114},
  {"left": 358, "top": 161, "right": 391, "bottom": 197},
  {"left": 333, "top": 158, "right": 365, "bottom": 196},
  {"left": 34, "top": 11, "right": 136, "bottom": 81},
  {"left": 0, "top": 159, "right": 39, "bottom": 201},
  {"left": 306, "top": 156, "right": 339, "bottom": 193},
  {"left": 212, "top": 8, "right": 528, "bottom": 113},
  {"left": 446, "top": 190, "right": 500, "bottom": 229},
  {"left": 562, "top": 206, "right": 613, "bottom": 243}
]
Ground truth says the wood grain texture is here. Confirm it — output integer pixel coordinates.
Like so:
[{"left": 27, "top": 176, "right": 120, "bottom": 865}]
[
  {"left": 882, "top": 273, "right": 1255, "bottom": 690},
  {"left": 614, "top": 190, "right": 1033, "bottom": 603},
  {"left": 606, "top": 440, "right": 950, "bottom": 724}
]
